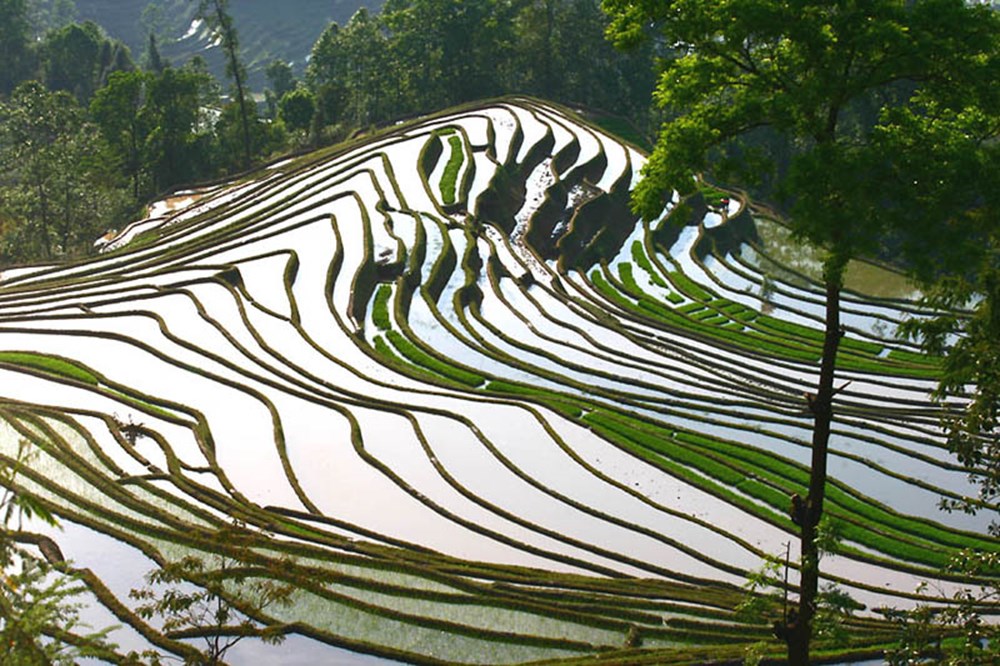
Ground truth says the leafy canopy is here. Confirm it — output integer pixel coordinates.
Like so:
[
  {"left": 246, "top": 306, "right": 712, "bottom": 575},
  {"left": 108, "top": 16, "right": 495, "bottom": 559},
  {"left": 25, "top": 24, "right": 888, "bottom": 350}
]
[{"left": 603, "top": 0, "right": 999, "bottom": 269}]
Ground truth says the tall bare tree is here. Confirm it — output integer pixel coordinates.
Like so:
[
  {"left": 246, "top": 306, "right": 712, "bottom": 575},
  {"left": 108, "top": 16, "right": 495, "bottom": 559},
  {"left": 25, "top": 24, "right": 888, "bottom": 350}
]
[{"left": 196, "top": 0, "right": 251, "bottom": 169}]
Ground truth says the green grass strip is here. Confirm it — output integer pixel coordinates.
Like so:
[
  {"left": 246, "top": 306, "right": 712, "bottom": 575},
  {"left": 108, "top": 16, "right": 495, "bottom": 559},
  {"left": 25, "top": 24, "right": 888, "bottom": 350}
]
[
  {"left": 372, "top": 284, "right": 392, "bottom": 331},
  {"left": 0, "top": 352, "right": 100, "bottom": 385},
  {"left": 887, "top": 348, "right": 938, "bottom": 365},
  {"left": 711, "top": 299, "right": 758, "bottom": 322},
  {"left": 385, "top": 330, "right": 485, "bottom": 387},
  {"left": 592, "top": 413, "right": 996, "bottom": 567},
  {"left": 440, "top": 135, "right": 464, "bottom": 205},
  {"left": 629, "top": 242, "right": 670, "bottom": 290},
  {"left": 666, "top": 270, "right": 714, "bottom": 302},
  {"left": 592, "top": 268, "right": 928, "bottom": 372},
  {"left": 755, "top": 314, "right": 826, "bottom": 343},
  {"left": 582, "top": 412, "right": 788, "bottom": 528},
  {"left": 484, "top": 380, "right": 584, "bottom": 418}
]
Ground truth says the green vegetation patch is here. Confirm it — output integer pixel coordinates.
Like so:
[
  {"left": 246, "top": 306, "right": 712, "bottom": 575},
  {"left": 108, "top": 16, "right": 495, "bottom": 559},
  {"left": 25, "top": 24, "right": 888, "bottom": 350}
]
[
  {"left": 440, "top": 135, "right": 464, "bottom": 205},
  {"left": 484, "top": 380, "right": 584, "bottom": 419},
  {"left": 372, "top": 284, "right": 393, "bottom": 331},
  {"left": 385, "top": 330, "right": 485, "bottom": 388},
  {"left": 666, "top": 270, "right": 714, "bottom": 302},
  {"left": 697, "top": 183, "right": 732, "bottom": 208},
  {"left": 630, "top": 241, "right": 670, "bottom": 289},
  {"left": 0, "top": 352, "right": 100, "bottom": 385},
  {"left": 579, "top": 409, "right": 994, "bottom": 568}
]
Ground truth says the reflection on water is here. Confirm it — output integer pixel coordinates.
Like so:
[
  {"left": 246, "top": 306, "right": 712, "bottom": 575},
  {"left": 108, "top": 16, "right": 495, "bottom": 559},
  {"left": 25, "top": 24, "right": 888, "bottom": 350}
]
[
  {"left": 225, "top": 634, "right": 403, "bottom": 666},
  {"left": 749, "top": 216, "right": 920, "bottom": 300}
]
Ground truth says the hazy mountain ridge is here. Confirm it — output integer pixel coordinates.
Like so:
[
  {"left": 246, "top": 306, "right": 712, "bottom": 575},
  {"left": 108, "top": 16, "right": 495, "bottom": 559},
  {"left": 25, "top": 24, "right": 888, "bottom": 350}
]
[{"left": 72, "top": 0, "right": 380, "bottom": 89}]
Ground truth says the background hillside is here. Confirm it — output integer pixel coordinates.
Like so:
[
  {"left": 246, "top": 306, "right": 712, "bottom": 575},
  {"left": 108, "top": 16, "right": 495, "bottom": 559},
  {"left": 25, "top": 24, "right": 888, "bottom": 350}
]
[{"left": 72, "top": 0, "right": 380, "bottom": 88}]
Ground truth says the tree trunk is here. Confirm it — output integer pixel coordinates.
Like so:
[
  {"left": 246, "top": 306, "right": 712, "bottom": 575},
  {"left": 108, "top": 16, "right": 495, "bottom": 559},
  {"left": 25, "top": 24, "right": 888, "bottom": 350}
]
[
  {"left": 213, "top": 0, "right": 251, "bottom": 169},
  {"left": 130, "top": 117, "right": 140, "bottom": 201},
  {"left": 785, "top": 259, "right": 845, "bottom": 665},
  {"left": 36, "top": 182, "right": 51, "bottom": 259}
]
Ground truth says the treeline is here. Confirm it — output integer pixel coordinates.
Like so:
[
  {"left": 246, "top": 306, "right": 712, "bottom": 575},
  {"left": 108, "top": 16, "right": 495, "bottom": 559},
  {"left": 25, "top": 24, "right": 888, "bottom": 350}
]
[
  {"left": 304, "top": 0, "right": 656, "bottom": 134},
  {"left": 0, "top": 0, "right": 656, "bottom": 264}
]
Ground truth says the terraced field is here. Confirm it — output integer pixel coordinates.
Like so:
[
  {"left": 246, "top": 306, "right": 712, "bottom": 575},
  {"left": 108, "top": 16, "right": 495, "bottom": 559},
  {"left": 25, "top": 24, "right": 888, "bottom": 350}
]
[{"left": 0, "top": 98, "right": 994, "bottom": 664}]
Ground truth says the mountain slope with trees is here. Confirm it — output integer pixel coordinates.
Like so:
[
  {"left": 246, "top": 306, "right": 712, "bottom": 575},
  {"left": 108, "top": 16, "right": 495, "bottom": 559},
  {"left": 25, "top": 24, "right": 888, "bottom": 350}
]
[{"left": 73, "top": 0, "right": 377, "bottom": 88}]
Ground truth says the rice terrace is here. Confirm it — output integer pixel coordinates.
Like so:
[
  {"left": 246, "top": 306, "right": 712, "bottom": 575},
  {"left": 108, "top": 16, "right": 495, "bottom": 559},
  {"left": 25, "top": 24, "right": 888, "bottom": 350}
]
[{"left": 0, "top": 98, "right": 996, "bottom": 663}]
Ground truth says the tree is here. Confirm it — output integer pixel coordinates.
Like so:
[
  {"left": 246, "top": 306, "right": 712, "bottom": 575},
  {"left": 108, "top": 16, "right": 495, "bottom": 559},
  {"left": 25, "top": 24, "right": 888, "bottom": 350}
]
[
  {"left": 0, "top": 81, "right": 126, "bottom": 261},
  {"left": 143, "top": 32, "right": 168, "bottom": 74},
  {"left": 1, "top": 439, "right": 117, "bottom": 663},
  {"left": 27, "top": 0, "right": 77, "bottom": 37},
  {"left": 143, "top": 65, "right": 215, "bottom": 192},
  {"left": 278, "top": 87, "right": 315, "bottom": 135},
  {"left": 601, "top": 1, "right": 1000, "bottom": 662},
  {"left": 40, "top": 20, "right": 133, "bottom": 105},
  {"left": 264, "top": 59, "right": 297, "bottom": 120},
  {"left": 883, "top": 551, "right": 1000, "bottom": 665},
  {"left": 265, "top": 59, "right": 296, "bottom": 100},
  {"left": 380, "top": 0, "right": 516, "bottom": 112},
  {"left": 40, "top": 21, "right": 102, "bottom": 102},
  {"left": 510, "top": 0, "right": 655, "bottom": 123},
  {"left": 130, "top": 522, "right": 295, "bottom": 665},
  {"left": 91, "top": 70, "right": 153, "bottom": 201},
  {"left": 306, "top": 22, "right": 357, "bottom": 131},
  {"left": 887, "top": 87, "right": 1000, "bottom": 535},
  {"left": 516, "top": 0, "right": 560, "bottom": 97},
  {"left": 195, "top": 0, "right": 253, "bottom": 170},
  {"left": 140, "top": 0, "right": 174, "bottom": 47},
  {"left": 0, "top": 0, "right": 34, "bottom": 96},
  {"left": 214, "top": 98, "right": 286, "bottom": 173},
  {"left": 881, "top": 58, "right": 1000, "bottom": 663},
  {"left": 310, "top": 8, "right": 394, "bottom": 127},
  {"left": 306, "top": 1, "right": 654, "bottom": 137}
]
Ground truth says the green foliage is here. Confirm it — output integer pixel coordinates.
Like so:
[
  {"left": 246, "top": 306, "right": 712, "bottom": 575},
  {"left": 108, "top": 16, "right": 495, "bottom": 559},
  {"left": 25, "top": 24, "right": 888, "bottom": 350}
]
[
  {"left": 884, "top": 551, "right": 1000, "bottom": 665},
  {"left": 372, "top": 284, "right": 393, "bottom": 331},
  {"left": 0, "top": 0, "right": 34, "bottom": 95},
  {"left": 601, "top": 2, "right": 1000, "bottom": 659},
  {"left": 143, "top": 64, "right": 219, "bottom": 192},
  {"left": 736, "top": 548, "right": 860, "bottom": 651},
  {"left": 265, "top": 59, "right": 296, "bottom": 99},
  {"left": 306, "top": 0, "right": 655, "bottom": 133},
  {"left": 130, "top": 522, "right": 295, "bottom": 665},
  {"left": 40, "top": 20, "right": 133, "bottom": 105},
  {"left": 0, "top": 352, "right": 100, "bottom": 385},
  {"left": 1, "top": 439, "right": 117, "bottom": 664},
  {"left": 881, "top": 603, "right": 944, "bottom": 666},
  {"left": 0, "top": 81, "right": 128, "bottom": 262},
  {"left": 27, "top": 0, "right": 77, "bottom": 37},
  {"left": 278, "top": 87, "right": 316, "bottom": 135},
  {"left": 735, "top": 553, "right": 784, "bottom": 623},
  {"left": 902, "top": 242, "right": 1000, "bottom": 534},
  {"left": 814, "top": 517, "right": 843, "bottom": 560},
  {"left": 385, "top": 330, "right": 485, "bottom": 387},
  {"left": 143, "top": 32, "right": 167, "bottom": 73},
  {"left": 888, "top": 106, "right": 999, "bottom": 666},
  {"left": 215, "top": 96, "right": 285, "bottom": 172},
  {"left": 91, "top": 69, "right": 153, "bottom": 200},
  {"left": 196, "top": 0, "right": 253, "bottom": 169},
  {"left": 440, "top": 134, "right": 464, "bottom": 205}
]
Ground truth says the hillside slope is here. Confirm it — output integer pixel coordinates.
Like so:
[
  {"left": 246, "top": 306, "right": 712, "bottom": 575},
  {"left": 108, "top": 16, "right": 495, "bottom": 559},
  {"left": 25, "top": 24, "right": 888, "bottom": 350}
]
[
  {"left": 74, "top": 0, "right": 379, "bottom": 88},
  {"left": 0, "top": 98, "right": 992, "bottom": 664}
]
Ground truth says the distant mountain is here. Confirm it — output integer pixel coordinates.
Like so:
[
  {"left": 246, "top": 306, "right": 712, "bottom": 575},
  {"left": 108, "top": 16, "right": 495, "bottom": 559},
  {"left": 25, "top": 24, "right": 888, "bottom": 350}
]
[{"left": 73, "top": 0, "right": 381, "bottom": 90}]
